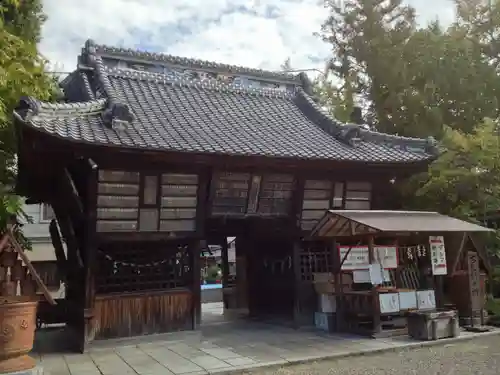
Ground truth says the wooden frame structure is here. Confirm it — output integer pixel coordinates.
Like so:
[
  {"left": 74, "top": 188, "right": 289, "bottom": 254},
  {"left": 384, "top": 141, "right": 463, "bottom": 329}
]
[{"left": 13, "top": 40, "right": 440, "bottom": 351}]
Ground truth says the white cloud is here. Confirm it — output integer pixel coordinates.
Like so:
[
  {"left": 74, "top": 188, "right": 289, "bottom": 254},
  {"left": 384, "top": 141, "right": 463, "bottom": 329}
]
[{"left": 40, "top": 0, "right": 455, "bottom": 75}]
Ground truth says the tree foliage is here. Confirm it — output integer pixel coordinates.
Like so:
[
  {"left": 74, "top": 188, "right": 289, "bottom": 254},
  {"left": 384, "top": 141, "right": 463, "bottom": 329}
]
[
  {"left": 401, "top": 120, "right": 500, "bottom": 218},
  {"left": 318, "top": 0, "right": 500, "bottom": 138},
  {"left": 317, "top": 0, "right": 500, "bottom": 250},
  {"left": 0, "top": 0, "right": 55, "bottom": 244}
]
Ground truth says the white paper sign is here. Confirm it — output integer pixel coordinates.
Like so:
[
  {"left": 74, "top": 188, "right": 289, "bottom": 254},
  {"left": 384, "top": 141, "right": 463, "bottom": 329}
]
[
  {"left": 429, "top": 236, "right": 447, "bottom": 275},
  {"left": 339, "top": 246, "right": 398, "bottom": 270}
]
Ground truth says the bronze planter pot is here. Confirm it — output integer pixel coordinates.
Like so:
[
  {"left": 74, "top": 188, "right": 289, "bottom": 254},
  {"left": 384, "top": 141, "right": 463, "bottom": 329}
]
[{"left": 0, "top": 298, "right": 38, "bottom": 373}]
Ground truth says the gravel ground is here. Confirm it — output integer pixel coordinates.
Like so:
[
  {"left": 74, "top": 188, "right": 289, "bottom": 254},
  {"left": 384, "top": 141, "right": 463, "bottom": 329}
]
[{"left": 246, "top": 335, "right": 500, "bottom": 375}]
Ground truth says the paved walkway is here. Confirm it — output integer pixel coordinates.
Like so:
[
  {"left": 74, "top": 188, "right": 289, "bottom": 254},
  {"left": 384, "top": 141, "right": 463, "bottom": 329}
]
[{"left": 35, "top": 304, "right": 500, "bottom": 375}]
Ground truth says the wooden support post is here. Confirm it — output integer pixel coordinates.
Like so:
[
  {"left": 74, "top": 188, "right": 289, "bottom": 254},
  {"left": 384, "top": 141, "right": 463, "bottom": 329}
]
[
  {"left": 367, "top": 235, "right": 381, "bottom": 335},
  {"left": 292, "top": 240, "right": 302, "bottom": 328},
  {"left": 193, "top": 168, "right": 209, "bottom": 329},
  {"left": 221, "top": 236, "right": 230, "bottom": 309},
  {"left": 234, "top": 236, "right": 249, "bottom": 313},
  {"left": 81, "top": 158, "right": 98, "bottom": 352},
  {"left": 192, "top": 240, "right": 203, "bottom": 329},
  {"left": 331, "top": 239, "right": 343, "bottom": 332}
]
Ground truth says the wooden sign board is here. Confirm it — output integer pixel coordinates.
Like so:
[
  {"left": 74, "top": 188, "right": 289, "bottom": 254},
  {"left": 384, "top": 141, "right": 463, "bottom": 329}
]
[{"left": 467, "top": 251, "right": 482, "bottom": 313}]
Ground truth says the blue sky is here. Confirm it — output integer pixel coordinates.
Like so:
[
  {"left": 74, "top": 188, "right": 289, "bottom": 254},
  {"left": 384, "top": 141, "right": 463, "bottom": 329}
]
[{"left": 40, "top": 0, "right": 455, "bottom": 75}]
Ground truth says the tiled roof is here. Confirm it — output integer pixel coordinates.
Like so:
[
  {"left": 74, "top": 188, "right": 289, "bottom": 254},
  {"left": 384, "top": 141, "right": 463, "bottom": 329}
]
[{"left": 14, "top": 40, "right": 439, "bottom": 164}]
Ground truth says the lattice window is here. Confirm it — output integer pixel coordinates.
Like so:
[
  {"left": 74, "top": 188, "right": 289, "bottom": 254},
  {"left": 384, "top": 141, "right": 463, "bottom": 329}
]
[
  {"left": 96, "top": 170, "right": 140, "bottom": 232},
  {"left": 96, "top": 170, "right": 198, "bottom": 233},
  {"left": 159, "top": 174, "right": 198, "bottom": 233},
  {"left": 211, "top": 173, "right": 250, "bottom": 215},
  {"left": 211, "top": 172, "right": 294, "bottom": 216},
  {"left": 299, "top": 244, "right": 332, "bottom": 282},
  {"left": 301, "top": 180, "right": 333, "bottom": 230},
  {"left": 96, "top": 243, "right": 192, "bottom": 294},
  {"left": 257, "top": 174, "right": 294, "bottom": 215}
]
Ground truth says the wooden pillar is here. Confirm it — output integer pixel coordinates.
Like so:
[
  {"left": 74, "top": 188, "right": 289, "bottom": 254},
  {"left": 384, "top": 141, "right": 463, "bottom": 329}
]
[
  {"left": 235, "top": 236, "right": 249, "bottom": 312},
  {"left": 81, "top": 159, "right": 98, "bottom": 352},
  {"left": 221, "top": 236, "right": 230, "bottom": 309},
  {"left": 193, "top": 169, "right": 209, "bottom": 329},
  {"left": 292, "top": 240, "right": 302, "bottom": 328},
  {"left": 291, "top": 177, "right": 305, "bottom": 327},
  {"left": 367, "top": 235, "right": 381, "bottom": 335},
  {"left": 331, "top": 238, "right": 343, "bottom": 332},
  {"left": 192, "top": 240, "right": 203, "bottom": 328}
]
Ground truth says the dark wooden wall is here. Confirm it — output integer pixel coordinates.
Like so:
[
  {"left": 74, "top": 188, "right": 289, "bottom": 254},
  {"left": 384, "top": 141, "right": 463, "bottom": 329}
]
[{"left": 89, "top": 290, "right": 192, "bottom": 340}]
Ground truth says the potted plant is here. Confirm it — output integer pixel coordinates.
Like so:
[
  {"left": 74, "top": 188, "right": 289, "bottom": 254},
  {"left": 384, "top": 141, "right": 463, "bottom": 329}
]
[{"left": 0, "top": 191, "right": 39, "bottom": 373}]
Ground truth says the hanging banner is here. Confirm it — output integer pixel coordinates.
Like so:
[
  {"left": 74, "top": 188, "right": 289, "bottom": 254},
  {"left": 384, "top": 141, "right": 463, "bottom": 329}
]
[
  {"left": 429, "top": 235, "right": 447, "bottom": 275},
  {"left": 339, "top": 246, "right": 398, "bottom": 270}
]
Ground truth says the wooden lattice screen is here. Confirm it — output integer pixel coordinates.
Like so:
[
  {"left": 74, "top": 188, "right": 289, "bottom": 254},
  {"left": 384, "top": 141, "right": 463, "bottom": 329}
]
[
  {"left": 96, "top": 243, "right": 192, "bottom": 294},
  {"left": 299, "top": 243, "right": 332, "bottom": 282}
]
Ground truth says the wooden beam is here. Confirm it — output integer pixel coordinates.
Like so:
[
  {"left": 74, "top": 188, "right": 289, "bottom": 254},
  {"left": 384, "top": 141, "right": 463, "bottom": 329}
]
[
  {"left": 49, "top": 219, "right": 68, "bottom": 282},
  {"left": 450, "top": 232, "right": 467, "bottom": 276},
  {"left": 339, "top": 245, "right": 354, "bottom": 270}
]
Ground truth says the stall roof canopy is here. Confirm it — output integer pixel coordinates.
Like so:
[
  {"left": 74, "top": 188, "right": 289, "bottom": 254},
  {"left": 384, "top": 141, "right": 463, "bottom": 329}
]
[
  {"left": 310, "top": 210, "right": 494, "bottom": 238},
  {"left": 13, "top": 40, "right": 439, "bottom": 164}
]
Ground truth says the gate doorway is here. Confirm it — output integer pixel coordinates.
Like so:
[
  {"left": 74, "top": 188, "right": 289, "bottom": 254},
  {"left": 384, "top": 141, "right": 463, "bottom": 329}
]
[{"left": 202, "top": 219, "right": 297, "bottom": 328}]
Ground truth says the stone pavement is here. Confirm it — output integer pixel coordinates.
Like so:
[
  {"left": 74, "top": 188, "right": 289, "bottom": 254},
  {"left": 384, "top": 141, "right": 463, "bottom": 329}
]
[{"left": 34, "top": 303, "right": 500, "bottom": 375}]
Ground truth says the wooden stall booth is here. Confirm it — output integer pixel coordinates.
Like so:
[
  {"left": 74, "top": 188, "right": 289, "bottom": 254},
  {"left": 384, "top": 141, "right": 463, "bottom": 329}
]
[{"left": 309, "top": 210, "right": 493, "bottom": 338}]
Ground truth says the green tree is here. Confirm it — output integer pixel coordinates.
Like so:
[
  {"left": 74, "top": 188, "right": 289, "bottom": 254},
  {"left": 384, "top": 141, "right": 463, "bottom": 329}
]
[
  {"left": 2, "top": 0, "right": 46, "bottom": 42},
  {"left": 454, "top": 0, "right": 500, "bottom": 69},
  {"left": 317, "top": 0, "right": 500, "bottom": 254},
  {"left": 402, "top": 119, "right": 500, "bottom": 219},
  {"left": 0, "top": 0, "right": 55, "bottom": 245},
  {"left": 319, "top": 0, "right": 416, "bottom": 130},
  {"left": 319, "top": 0, "right": 500, "bottom": 138}
]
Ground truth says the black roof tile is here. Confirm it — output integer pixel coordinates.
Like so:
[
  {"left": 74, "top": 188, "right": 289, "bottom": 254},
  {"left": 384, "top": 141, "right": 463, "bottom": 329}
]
[{"left": 14, "top": 40, "right": 439, "bottom": 164}]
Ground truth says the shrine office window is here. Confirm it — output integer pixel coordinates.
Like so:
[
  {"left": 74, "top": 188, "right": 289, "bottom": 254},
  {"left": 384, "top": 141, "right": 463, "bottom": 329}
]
[{"left": 344, "top": 182, "right": 371, "bottom": 210}]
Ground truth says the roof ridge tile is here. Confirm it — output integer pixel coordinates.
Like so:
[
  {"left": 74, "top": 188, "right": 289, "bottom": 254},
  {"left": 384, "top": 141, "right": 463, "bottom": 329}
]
[{"left": 86, "top": 39, "right": 301, "bottom": 84}]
